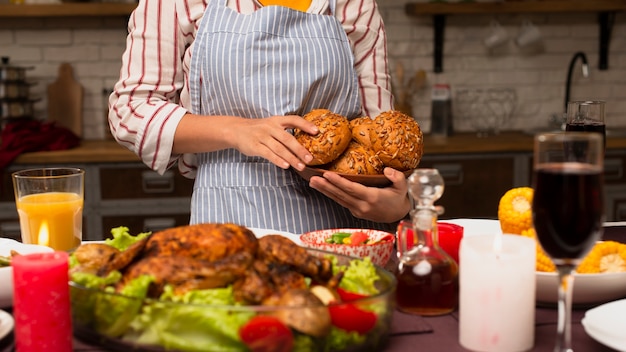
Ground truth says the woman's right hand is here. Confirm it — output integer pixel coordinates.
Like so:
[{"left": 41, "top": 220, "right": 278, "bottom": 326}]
[
  {"left": 173, "top": 113, "right": 319, "bottom": 171},
  {"left": 231, "top": 115, "right": 319, "bottom": 171}
]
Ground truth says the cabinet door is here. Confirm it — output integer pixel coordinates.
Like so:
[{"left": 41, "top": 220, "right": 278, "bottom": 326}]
[
  {"left": 99, "top": 165, "right": 194, "bottom": 200},
  {"left": 419, "top": 156, "right": 515, "bottom": 219}
]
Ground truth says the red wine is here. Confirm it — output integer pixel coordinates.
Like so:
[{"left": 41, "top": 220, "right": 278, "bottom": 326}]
[
  {"left": 532, "top": 163, "right": 603, "bottom": 261},
  {"left": 565, "top": 121, "right": 606, "bottom": 149}
]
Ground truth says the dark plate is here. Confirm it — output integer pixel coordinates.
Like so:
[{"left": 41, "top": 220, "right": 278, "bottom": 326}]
[{"left": 296, "top": 167, "right": 414, "bottom": 187}]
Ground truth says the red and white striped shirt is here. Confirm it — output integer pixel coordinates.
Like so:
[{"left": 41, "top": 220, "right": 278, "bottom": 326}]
[{"left": 109, "top": 0, "right": 393, "bottom": 177}]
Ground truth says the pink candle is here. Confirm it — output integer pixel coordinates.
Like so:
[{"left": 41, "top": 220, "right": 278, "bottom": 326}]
[{"left": 12, "top": 251, "right": 72, "bottom": 352}]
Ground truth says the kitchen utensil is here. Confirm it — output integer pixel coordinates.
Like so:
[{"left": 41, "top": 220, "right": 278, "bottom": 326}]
[
  {"left": 47, "top": 62, "right": 83, "bottom": 137},
  {"left": 295, "top": 166, "right": 413, "bottom": 188},
  {"left": 0, "top": 57, "right": 32, "bottom": 82},
  {"left": 454, "top": 87, "right": 517, "bottom": 136}
]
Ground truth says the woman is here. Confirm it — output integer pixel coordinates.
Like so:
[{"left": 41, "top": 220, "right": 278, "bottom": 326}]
[{"left": 109, "top": 0, "right": 411, "bottom": 234}]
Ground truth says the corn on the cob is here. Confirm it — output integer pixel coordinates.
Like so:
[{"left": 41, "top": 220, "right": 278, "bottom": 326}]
[
  {"left": 522, "top": 228, "right": 556, "bottom": 272},
  {"left": 498, "top": 187, "right": 534, "bottom": 235},
  {"left": 577, "top": 241, "right": 626, "bottom": 273}
]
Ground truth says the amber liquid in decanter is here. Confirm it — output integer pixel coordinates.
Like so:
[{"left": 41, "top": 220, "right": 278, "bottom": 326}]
[
  {"left": 396, "top": 243, "right": 459, "bottom": 316},
  {"left": 395, "top": 168, "right": 459, "bottom": 316}
]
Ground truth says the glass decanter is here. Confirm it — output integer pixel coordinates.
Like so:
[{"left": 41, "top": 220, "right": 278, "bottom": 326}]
[{"left": 395, "top": 168, "right": 459, "bottom": 316}]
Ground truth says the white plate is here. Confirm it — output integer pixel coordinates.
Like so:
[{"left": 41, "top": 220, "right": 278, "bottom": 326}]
[
  {"left": 582, "top": 299, "right": 626, "bottom": 351},
  {"left": 0, "top": 238, "right": 54, "bottom": 307},
  {"left": 0, "top": 309, "right": 13, "bottom": 342},
  {"left": 249, "top": 228, "right": 300, "bottom": 245},
  {"left": 445, "top": 219, "right": 626, "bottom": 305}
]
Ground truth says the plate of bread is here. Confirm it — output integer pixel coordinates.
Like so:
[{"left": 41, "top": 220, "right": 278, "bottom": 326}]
[{"left": 294, "top": 109, "right": 423, "bottom": 187}]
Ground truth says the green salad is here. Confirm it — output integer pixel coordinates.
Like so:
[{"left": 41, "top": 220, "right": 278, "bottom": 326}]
[{"left": 69, "top": 227, "right": 393, "bottom": 352}]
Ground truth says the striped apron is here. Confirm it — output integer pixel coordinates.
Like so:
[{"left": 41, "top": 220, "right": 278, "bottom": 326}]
[{"left": 189, "top": 0, "right": 395, "bottom": 234}]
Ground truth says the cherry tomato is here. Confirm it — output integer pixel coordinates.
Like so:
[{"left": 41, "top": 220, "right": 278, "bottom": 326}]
[
  {"left": 349, "top": 231, "right": 369, "bottom": 245},
  {"left": 329, "top": 303, "right": 377, "bottom": 334},
  {"left": 239, "top": 316, "right": 294, "bottom": 352}
]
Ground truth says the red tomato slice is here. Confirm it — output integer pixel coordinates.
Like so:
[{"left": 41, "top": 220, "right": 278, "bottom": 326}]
[
  {"left": 336, "top": 287, "right": 369, "bottom": 302},
  {"left": 329, "top": 303, "right": 377, "bottom": 334},
  {"left": 349, "top": 231, "right": 369, "bottom": 245},
  {"left": 239, "top": 316, "right": 294, "bottom": 352}
]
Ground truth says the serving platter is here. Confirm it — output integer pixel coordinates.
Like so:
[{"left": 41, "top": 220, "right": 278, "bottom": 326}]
[
  {"left": 0, "top": 238, "right": 54, "bottom": 307},
  {"left": 443, "top": 219, "right": 626, "bottom": 306},
  {"left": 295, "top": 167, "right": 413, "bottom": 187}
]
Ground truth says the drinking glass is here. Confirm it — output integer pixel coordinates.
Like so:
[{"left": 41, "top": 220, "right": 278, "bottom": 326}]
[
  {"left": 12, "top": 167, "right": 84, "bottom": 251},
  {"left": 532, "top": 132, "right": 604, "bottom": 352},
  {"left": 565, "top": 100, "right": 606, "bottom": 150}
]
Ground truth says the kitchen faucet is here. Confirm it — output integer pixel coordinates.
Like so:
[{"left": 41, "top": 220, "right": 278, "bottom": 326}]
[{"left": 564, "top": 51, "right": 589, "bottom": 111}]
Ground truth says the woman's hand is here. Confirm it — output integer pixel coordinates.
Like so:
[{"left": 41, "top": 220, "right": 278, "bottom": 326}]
[
  {"left": 309, "top": 167, "right": 411, "bottom": 223},
  {"left": 174, "top": 114, "right": 318, "bottom": 171},
  {"left": 230, "top": 115, "right": 319, "bottom": 171}
]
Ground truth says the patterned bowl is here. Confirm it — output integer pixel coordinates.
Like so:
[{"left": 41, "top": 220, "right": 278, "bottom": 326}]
[{"left": 299, "top": 228, "right": 395, "bottom": 267}]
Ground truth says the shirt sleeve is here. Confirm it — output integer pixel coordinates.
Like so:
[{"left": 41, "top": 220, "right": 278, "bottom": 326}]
[
  {"left": 335, "top": 0, "right": 394, "bottom": 118},
  {"left": 108, "top": 0, "right": 198, "bottom": 175}
]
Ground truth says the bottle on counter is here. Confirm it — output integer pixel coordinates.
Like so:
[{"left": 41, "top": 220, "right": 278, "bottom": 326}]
[
  {"left": 395, "top": 168, "right": 459, "bottom": 316},
  {"left": 430, "top": 83, "right": 453, "bottom": 137}
]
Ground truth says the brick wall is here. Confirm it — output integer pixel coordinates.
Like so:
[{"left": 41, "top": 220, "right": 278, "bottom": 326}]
[{"left": 1, "top": 3, "right": 624, "bottom": 139}]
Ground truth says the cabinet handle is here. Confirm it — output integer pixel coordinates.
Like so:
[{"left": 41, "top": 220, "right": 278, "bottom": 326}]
[
  {"left": 141, "top": 170, "right": 175, "bottom": 194},
  {"left": 143, "top": 218, "right": 177, "bottom": 232},
  {"left": 604, "top": 158, "right": 623, "bottom": 181},
  {"left": 432, "top": 163, "right": 463, "bottom": 186}
]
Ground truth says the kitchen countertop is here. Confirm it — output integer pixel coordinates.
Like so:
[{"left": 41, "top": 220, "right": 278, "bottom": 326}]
[{"left": 11, "top": 132, "right": 626, "bottom": 165}]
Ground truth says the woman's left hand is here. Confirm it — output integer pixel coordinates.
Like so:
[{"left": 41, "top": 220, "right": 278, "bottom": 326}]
[{"left": 308, "top": 167, "right": 410, "bottom": 223}]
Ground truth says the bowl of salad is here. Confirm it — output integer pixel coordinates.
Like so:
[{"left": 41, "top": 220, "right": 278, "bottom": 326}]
[
  {"left": 299, "top": 228, "right": 395, "bottom": 267},
  {"left": 69, "top": 225, "right": 396, "bottom": 352}
]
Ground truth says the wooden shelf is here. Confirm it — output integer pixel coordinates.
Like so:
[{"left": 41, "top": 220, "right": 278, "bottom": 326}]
[
  {"left": 0, "top": 3, "right": 137, "bottom": 17},
  {"left": 405, "top": 0, "right": 626, "bottom": 73},
  {"left": 405, "top": 0, "right": 626, "bottom": 15}
]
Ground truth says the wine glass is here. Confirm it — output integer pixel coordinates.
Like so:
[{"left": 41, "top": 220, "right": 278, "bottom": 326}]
[
  {"left": 565, "top": 100, "right": 606, "bottom": 150},
  {"left": 532, "top": 132, "right": 604, "bottom": 352}
]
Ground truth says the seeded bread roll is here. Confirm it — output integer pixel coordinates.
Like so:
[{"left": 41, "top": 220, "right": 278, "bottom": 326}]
[
  {"left": 294, "top": 109, "right": 351, "bottom": 166},
  {"left": 349, "top": 116, "right": 375, "bottom": 148},
  {"left": 328, "top": 141, "right": 384, "bottom": 175},
  {"left": 370, "top": 110, "right": 424, "bottom": 171}
]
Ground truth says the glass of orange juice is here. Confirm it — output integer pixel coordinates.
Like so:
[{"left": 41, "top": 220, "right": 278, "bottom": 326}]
[{"left": 12, "top": 168, "right": 84, "bottom": 251}]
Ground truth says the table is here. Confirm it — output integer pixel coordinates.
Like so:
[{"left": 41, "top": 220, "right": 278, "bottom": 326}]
[{"left": 1, "top": 226, "right": 624, "bottom": 352}]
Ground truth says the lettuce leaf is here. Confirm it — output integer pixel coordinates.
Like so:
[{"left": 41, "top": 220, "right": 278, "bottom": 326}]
[
  {"left": 124, "top": 285, "right": 253, "bottom": 351},
  {"left": 105, "top": 226, "right": 151, "bottom": 251},
  {"left": 332, "top": 256, "right": 380, "bottom": 295}
]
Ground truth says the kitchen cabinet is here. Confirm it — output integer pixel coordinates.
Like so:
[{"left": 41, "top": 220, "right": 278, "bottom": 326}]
[
  {"left": 420, "top": 152, "right": 530, "bottom": 219},
  {"left": 405, "top": 0, "right": 626, "bottom": 72},
  {"left": 0, "top": 141, "right": 194, "bottom": 241},
  {"left": 0, "top": 162, "right": 193, "bottom": 241}
]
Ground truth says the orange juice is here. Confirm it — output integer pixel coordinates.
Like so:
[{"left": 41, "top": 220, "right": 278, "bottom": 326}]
[{"left": 16, "top": 192, "right": 83, "bottom": 251}]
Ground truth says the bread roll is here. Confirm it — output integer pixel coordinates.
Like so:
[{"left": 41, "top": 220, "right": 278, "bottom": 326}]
[
  {"left": 370, "top": 110, "right": 423, "bottom": 171},
  {"left": 349, "top": 116, "right": 375, "bottom": 148},
  {"left": 294, "top": 109, "right": 351, "bottom": 166},
  {"left": 328, "top": 141, "right": 384, "bottom": 175}
]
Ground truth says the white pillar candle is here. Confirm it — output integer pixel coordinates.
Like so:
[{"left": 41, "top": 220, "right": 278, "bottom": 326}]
[{"left": 459, "top": 234, "right": 536, "bottom": 352}]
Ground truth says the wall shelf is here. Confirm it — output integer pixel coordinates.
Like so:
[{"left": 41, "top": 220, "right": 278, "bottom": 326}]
[
  {"left": 405, "top": 0, "right": 626, "bottom": 72},
  {"left": 0, "top": 3, "right": 137, "bottom": 17}
]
